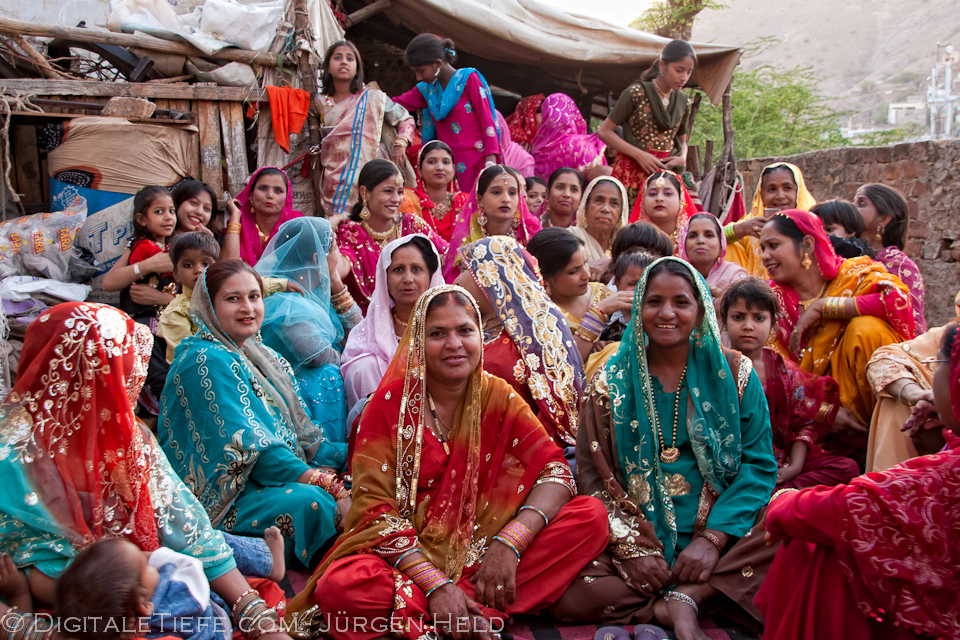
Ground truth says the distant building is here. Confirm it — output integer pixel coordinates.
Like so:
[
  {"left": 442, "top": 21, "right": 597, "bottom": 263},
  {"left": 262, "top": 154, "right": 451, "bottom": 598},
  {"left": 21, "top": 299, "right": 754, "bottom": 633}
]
[{"left": 889, "top": 99, "right": 927, "bottom": 126}]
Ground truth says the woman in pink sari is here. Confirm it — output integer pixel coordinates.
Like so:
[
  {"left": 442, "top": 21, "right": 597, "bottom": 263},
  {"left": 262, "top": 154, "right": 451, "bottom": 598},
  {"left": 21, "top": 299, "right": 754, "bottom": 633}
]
[
  {"left": 393, "top": 34, "right": 501, "bottom": 193},
  {"left": 222, "top": 167, "right": 302, "bottom": 266},
  {"left": 317, "top": 40, "right": 416, "bottom": 216},
  {"left": 678, "top": 213, "right": 748, "bottom": 300},
  {"left": 336, "top": 159, "right": 447, "bottom": 313},
  {"left": 530, "top": 93, "right": 606, "bottom": 179},
  {"left": 497, "top": 110, "right": 535, "bottom": 178}
]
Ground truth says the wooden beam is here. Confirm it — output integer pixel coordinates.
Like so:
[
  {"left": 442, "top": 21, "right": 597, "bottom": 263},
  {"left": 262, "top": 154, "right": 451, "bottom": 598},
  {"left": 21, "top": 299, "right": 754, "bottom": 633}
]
[
  {"left": 343, "top": 0, "right": 392, "bottom": 29},
  {"left": 8, "top": 34, "right": 69, "bottom": 80},
  {"left": 0, "top": 79, "right": 252, "bottom": 101},
  {"left": 0, "top": 17, "right": 281, "bottom": 68},
  {"left": 196, "top": 101, "right": 223, "bottom": 197},
  {"left": 294, "top": 0, "right": 322, "bottom": 216},
  {"left": 220, "top": 101, "right": 248, "bottom": 195}
]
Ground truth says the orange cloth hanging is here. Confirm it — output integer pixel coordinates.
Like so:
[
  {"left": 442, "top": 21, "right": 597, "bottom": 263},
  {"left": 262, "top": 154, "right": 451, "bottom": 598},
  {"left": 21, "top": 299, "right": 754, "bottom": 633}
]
[{"left": 264, "top": 85, "right": 311, "bottom": 153}]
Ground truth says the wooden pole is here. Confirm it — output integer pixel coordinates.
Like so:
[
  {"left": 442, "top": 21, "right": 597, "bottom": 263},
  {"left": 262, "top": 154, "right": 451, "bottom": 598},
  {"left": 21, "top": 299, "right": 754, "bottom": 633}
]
[
  {"left": 0, "top": 17, "right": 282, "bottom": 68},
  {"left": 342, "top": 0, "right": 392, "bottom": 28},
  {"left": 293, "top": 0, "right": 323, "bottom": 216},
  {"left": 7, "top": 34, "right": 71, "bottom": 80},
  {"left": 707, "top": 81, "right": 735, "bottom": 216}
]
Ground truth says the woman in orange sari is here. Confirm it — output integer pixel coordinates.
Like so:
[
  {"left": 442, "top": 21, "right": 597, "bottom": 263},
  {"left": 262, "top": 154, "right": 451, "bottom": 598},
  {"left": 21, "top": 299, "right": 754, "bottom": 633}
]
[
  {"left": 760, "top": 210, "right": 915, "bottom": 433},
  {"left": 284, "top": 286, "right": 607, "bottom": 640}
]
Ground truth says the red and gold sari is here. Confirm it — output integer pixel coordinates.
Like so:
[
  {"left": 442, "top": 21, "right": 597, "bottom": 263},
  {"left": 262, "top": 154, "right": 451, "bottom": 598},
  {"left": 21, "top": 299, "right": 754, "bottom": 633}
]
[
  {"left": 758, "top": 325, "right": 960, "bottom": 639},
  {"left": 285, "top": 286, "right": 606, "bottom": 640}
]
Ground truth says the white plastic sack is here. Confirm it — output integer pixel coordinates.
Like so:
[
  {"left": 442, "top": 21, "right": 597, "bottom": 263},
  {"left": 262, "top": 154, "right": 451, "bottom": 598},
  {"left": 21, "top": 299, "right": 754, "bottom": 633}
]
[
  {"left": 0, "top": 197, "right": 87, "bottom": 279},
  {"left": 199, "top": 0, "right": 284, "bottom": 53},
  {"left": 186, "top": 58, "right": 259, "bottom": 88},
  {"left": 0, "top": 276, "right": 91, "bottom": 303}
]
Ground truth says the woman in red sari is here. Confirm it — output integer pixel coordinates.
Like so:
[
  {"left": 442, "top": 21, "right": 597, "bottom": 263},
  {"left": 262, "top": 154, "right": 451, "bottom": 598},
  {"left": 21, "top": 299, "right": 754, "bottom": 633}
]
[
  {"left": 284, "top": 286, "right": 607, "bottom": 640},
  {"left": 454, "top": 236, "right": 585, "bottom": 449},
  {"left": 506, "top": 94, "right": 545, "bottom": 151},
  {"left": 757, "top": 321, "right": 960, "bottom": 640},
  {"left": 400, "top": 140, "right": 469, "bottom": 242}
]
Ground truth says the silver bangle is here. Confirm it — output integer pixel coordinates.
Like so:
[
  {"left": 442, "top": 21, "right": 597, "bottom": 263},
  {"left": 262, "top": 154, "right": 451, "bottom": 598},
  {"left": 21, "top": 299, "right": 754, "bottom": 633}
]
[
  {"left": 897, "top": 381, "right": 919, "bottom": 406},
  {"left": 664, "top": 591, "right": 699, "bottom": 616},
  {"left": 133, "top": 262, "right": 142, "bottom": 278}
]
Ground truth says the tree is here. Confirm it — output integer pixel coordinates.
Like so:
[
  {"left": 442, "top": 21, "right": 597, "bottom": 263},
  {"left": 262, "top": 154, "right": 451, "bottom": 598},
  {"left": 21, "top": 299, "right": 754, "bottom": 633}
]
[
  {"left": 630, "top": 0, "right": 726, "bottom": 41},
  {"left": 688, "top": 65, "right": 848, "bottom": 159}
]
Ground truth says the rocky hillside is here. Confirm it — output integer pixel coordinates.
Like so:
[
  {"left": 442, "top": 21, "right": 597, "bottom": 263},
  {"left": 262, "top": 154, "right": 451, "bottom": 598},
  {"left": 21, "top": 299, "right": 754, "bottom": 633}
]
[{"left": 691, "top": 0, "right": 960, "bottom": 131}]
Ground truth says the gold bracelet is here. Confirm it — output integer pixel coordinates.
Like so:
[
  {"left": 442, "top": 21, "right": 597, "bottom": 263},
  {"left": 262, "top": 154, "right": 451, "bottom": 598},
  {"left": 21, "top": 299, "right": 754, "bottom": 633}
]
[
  {"left": 768, "top": 487, "right": 798, "bottom": 505},
  {"left": 226, "top": 221, "right": 243, "bottom": 235},
  {"left": 822, "top": 297, "right": 845, "bottom": 320},
  {"left": 698, "top": 530, "right": 725, "bottom": 553}
]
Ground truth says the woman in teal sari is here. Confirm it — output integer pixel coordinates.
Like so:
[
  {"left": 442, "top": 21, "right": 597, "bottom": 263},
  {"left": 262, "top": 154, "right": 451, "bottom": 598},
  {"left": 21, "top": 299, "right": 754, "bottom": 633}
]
[
  {"left": 557, "top": 258, "right": 778, "bottom": 640},
  {"left": 161, "top": 260, "right": 348, "bottom": 569},
  {"left": 0, "top": 302, "right": 289, "bottom": 640}
]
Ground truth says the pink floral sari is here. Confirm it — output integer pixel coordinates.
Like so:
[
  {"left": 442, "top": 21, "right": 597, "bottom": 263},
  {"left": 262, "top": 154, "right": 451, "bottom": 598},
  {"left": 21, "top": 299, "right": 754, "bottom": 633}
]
[{"left": 530, "top": 94, "right": 606, "bottom": 178}]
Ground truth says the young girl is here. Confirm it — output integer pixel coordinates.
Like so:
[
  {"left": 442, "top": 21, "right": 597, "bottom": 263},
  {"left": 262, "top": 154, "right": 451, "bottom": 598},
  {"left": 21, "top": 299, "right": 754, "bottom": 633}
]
[
  {"left": 597, "top": 39, "right": 696, "bottom": 212},
  {"left": 633, "top": 169, "right": 698, "bottom": 243},
  {"left": 524, "top": 176, "right": 547, "bottom": 215},
  {"left": 721, "top": 279, "right": 860, "bottom": 489},
  {"left": 443, "top": 164, "right": 539, "bottom": 280},
  {"left": 118, "top": 187, "right": 177, "bottom": 329},
  {"left": 399, "top": 140, "right": 468, "bottom": 241},
  {"left": 172, "top": 180, "right": 217, "bottom": 237},
  {"left": 677, "top": 212, "right": 748, "bottom": 301}
]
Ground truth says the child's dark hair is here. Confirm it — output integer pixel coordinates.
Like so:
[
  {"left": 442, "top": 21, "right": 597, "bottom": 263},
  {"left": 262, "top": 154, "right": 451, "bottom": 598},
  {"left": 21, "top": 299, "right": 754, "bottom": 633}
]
[
  {"left": 720, "top": 277, "right": 781, "bottom": 322},
  {"left": 132, "top": 185, "right": 170, "bottom": 242},
  {"left": 611, "top": 221, "right": 674, "bottom": 261},
  {"left": 404, "top": 34, "right": 456, "bottom": 68},
  {"left": 614, "top": 248, "right": 657, "bottom": 283},
  {"left": 170, "top": 231, "right": 220, "bottom": 266},
  {"left": 526, "top": 227, "right": 585, "bottom": 279},
  {"left": 321, "top": 40, "right": 364, "bottom": 96},
  {"left": 811, "top": 199, "right": 864, "bottom": 237},
  {"left": 939, "top": 321, "right": 960, "bottom": 359},
  {"left": 172, "top": 180, "right": 218, "bottom": 221},
  {"left": 55, "top": 538, "right": 148, "bottom": 640},
  {"left": 830, "top": 234, "right": 876, "bottom": 260},
  {"left": 641, "top": 40, "right": 696, "bottom": 82},
  {"left": 525, "top": 176, "right": 547, "bottom": 191}
]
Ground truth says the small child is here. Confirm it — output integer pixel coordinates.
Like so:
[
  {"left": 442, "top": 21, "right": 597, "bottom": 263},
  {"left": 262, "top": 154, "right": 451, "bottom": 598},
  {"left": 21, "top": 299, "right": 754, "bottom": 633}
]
[
  {"left": 811, "top": 199, "right": 863, "bottom": 239},
  {"left": 54, "top": 532, "right": 285, "bottom": 640},
  {"left": 599, "top": 248, "right": 656, "bottom": 342},
  {"left": 159, "top": 233, "right": 303, "bottom": 363},
  {"left": 524, "top": 176, "right": 547, "bottom": 215},
  {"left": 0, "top": 553, "right": 31, "bottom": 614},
  {"left": 721, "top": 279, "right": 860, "bottom": 489},
  {"left": 120, "top": 186, "right": 178, "bottom": 330}
]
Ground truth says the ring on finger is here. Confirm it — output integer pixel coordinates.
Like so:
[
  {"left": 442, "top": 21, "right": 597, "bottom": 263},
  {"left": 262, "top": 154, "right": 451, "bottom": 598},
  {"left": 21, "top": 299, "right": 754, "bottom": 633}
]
[
  {"left": 495, "top": 584, "right": 504, "bottom": 591},
  {"left": 640, "top": 583, "right": 651, "bottom": 590}
]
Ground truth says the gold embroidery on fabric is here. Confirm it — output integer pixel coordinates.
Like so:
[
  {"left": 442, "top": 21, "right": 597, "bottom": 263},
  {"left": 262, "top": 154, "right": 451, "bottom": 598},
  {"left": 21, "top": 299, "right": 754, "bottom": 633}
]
[{"left": 663, "top": 473, "right": 691, "bottom": 497}]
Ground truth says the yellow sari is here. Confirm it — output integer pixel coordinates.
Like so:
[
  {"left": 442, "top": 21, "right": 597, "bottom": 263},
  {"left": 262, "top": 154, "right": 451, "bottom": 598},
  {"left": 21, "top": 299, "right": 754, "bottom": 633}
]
[{"left": 726, "top": 162, "right": 817, "bottom": 277}]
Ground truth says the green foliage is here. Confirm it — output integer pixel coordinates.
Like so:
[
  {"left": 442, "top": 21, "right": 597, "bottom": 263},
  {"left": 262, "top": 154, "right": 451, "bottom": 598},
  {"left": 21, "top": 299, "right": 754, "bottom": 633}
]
[
  {"left": 629, "top": 0, "right": 726, "bottom": 40},
  {"left": 689, "top": 65, "right": 849, "bottom": 159}
]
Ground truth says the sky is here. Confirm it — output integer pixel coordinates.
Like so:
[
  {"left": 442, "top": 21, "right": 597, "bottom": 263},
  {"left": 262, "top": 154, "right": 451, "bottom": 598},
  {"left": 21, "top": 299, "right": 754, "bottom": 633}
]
[{"left": 537, "top": 0, "right": 650, "bottom": 27}]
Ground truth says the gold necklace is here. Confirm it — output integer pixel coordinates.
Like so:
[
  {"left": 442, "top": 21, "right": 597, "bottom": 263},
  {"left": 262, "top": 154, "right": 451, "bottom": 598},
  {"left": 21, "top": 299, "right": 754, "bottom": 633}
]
[
  {"left": 653, "top": 78, "right": 671, "bottom": 105},
  {"left": 362, "top": 220, "right": 398, "bottom": 247},
  {"left": 392, "top": 311, "right": 408, "bottom": 329},
  {"left": 798, "top": 281, "right": 827, "bottom": 308},
  {"left": 426, "top": 393, "right": 451, "bottom": 455},
  {"left": 655, "top": 363, "right": 688, "bottom": 464},
  {"left": 432, "top": 193, "right": 454, "bottom": 221}
]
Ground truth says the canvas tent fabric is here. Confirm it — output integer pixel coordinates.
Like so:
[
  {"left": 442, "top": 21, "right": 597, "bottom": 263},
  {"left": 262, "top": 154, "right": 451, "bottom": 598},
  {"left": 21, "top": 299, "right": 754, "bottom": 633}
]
[{"left": 375, "top": 0, "right": 741, "bottom": 105}]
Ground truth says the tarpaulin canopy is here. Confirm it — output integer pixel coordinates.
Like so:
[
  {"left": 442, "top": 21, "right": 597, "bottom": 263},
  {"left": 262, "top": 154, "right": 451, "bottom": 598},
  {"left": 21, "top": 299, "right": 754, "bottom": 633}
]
[{"left": 356, "top": 0, "right": 741, "bottom": 105}]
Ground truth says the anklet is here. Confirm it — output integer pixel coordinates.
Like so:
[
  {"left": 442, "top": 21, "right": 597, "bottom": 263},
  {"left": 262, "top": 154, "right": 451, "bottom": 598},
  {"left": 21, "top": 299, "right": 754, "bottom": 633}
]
[{"left": 664, "top": 591, "right": 699, "bottom": 616}]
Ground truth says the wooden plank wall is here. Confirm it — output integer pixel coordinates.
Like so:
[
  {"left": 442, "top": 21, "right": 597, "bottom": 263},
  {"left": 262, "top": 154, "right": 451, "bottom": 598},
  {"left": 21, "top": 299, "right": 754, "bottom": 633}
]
[{"left": 3, "top": 91, "right": 250, "bottom": 216}]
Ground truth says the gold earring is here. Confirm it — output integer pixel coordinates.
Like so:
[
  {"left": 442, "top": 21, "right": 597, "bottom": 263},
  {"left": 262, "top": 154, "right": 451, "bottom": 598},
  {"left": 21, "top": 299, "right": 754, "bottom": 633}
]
[
  {"left": 875, "top": 224, "right": 885, "bottom": 242},
  {"left": 360, "top": 200, "right": 371, "bottom": 220},
  {"left": 802, "top": 253, "right": 812, "bottom": 270}
]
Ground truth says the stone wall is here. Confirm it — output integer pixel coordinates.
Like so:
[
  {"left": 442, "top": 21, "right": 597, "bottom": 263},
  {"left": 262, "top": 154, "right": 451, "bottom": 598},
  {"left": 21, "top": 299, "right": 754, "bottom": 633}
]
[{"left": 738, "top": 140, "right": 960, "bottom": 327}]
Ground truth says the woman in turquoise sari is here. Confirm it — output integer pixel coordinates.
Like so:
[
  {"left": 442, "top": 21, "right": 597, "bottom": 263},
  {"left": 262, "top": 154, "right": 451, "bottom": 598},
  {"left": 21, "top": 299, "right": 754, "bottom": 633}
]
[
  {"left": 161, "top": 260, "right": 348, "bottom": 569},
  {"left": 255, "top": 217, "right": 361, "bottom": 444},
  {"left": 557, "top": 258, "right": 778, "bottom": 640},
  {"left": 0, "top": 302, "right": 289, "bottom": 640}
]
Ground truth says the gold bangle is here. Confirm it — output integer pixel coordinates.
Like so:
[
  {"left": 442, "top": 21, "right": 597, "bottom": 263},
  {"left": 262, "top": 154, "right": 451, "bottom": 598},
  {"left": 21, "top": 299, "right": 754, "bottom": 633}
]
[
  {"left": 226, "top": 222, "right": 243, "bottom": 235},
  {"left": 698, "top": 530, "right": 725, "bottom": 553},
  {"left": 768, "top": 487, "right": 798, "bottom": 505},
  {"left": 822, "top": 297, "right": 845, "bottom": 320}
]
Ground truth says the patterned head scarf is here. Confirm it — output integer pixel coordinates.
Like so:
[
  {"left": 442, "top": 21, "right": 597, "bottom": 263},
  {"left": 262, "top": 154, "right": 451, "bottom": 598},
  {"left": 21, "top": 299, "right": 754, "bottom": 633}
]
[
  {"left": 606, "top": 257, "right": 747, "bottom": 562},
  {"left": 0, "top": 303, "right": 159, "bottom": 556},
  {"left": 576, "top": 175, "right": 630, "bottom": 233},
  {"left": 506, "top": 94, "right": 545, "bottom": 146},
  {"left": 458, "top": 236, "right": 585, "bottom": 445},
  {"left": 633, "top": 170, "right": 699, "bottom": 246}
]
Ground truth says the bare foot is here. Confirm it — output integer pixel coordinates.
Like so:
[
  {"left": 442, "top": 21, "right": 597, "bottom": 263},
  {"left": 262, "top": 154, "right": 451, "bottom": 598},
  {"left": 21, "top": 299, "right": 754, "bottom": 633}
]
[
  {"left": 264, "top": 527, "right": 286, "bottom": 583},
  {"left": 651, "top": 594, "right": 708, "bottom": 640}
]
